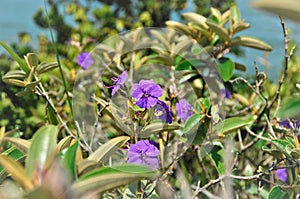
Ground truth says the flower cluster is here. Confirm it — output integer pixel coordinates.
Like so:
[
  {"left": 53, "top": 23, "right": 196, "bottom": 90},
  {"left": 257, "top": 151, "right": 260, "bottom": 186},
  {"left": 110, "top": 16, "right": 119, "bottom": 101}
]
[{"left": 107, "top": 71, "right": 195, "bottom": 169}]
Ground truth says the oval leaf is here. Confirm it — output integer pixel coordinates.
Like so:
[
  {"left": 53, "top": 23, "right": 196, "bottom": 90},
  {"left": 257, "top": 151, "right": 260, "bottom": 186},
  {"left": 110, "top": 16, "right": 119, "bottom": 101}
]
[
  {"left": 88, "top": 136, "right": 130, "bottom": 163},
  {"left": 183, "top": 114, "right": 204, "bottom": 134},
  {"left": 26, "top": 125, "right": 58, "bottom": 178},
  {"left": 268, "top": 186, "right": 288, "bottom": 199},
  {"left": 182, "top": 12, "right": 208, "bottom": 29},
  {"left": 231, "top": 36, "right": 272, "bottom": 51},
  {"left": 206, "top": 20, "right": 230, "bottom": 41},
  {"left": 139, "top": 122, "right": 181, "bottom": 138},
  {"left": 217, "top": 57, "right": 234, "bottom": 82},
  {"left": 214, "top": 117, "right": 253, "bottom": 135}
]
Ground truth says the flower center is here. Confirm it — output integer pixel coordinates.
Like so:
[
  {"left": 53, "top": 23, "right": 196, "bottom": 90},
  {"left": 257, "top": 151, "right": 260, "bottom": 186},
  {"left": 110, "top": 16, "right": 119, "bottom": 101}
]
[
  {"left": 140, "top": 153, "right": 146, "bottom": 160},
  {"left": 144, "top": 93, "right": 150, "bottom": 97}
]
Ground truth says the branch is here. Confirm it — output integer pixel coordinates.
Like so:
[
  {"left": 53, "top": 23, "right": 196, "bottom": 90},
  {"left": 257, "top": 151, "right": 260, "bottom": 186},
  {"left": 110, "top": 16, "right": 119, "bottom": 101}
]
[{"left": 269, "top": 16, "right": 295, "bottom": 112}]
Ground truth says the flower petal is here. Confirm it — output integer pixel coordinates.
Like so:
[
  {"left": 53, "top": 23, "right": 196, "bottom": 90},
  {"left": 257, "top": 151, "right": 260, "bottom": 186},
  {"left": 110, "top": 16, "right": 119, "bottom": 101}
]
[
  {"left": 146, "top": 96, "right": 159, "bottom": 108},
  {"left": 131, "top": 83, "right": 144, "bottom": 98}
]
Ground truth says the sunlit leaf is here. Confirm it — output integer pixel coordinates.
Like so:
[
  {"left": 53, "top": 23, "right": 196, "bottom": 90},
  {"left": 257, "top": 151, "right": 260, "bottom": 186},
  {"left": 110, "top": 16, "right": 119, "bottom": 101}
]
[
  {"left": 0, "top": 154, "right": 33, "bottom": 190},
  {"left": 231, "top": 36, "right": 272, "bottom": 51},
  {"left": 272, "top": 139, "right": 293, "bottom": 157},
  {"left": 214, "top": 117, "right": 254, "bottom": 135},
  {"left": 26, "top": 125, "right": 58, "bottom": 178},
  {"left": 88, "top": 136, "right": 129, "bottom": 163},
  {"left": 166, "top": 21, "right": 196, "bottom": 37},
  {"left": 3, "top": 137, "right": 31, "bottom": 154},
  {"left": 73, "top": 164, "right": 159, "bottom": 196},
  {"left": 24, "top": 53, "right": 39, "bottom": 68},
  {"left": 139, "top": 122, "right": 181, "bottom": 138},
  {"left": 206, "top": 20, "right": 230, "bottom": 41},
  {"left": 36, "top": 62, "right": 58, "bottom": 74},
  {"left": 2, "top": 70, "right": 27, "bottom": 80},
  {"left": 183, "top": 114, "right": 204, "bottom": 134},
  {"left": 182, "top": 12, "right": 208, "bottom": 29},
  {"left": 230, "top": 5, "right": 241, "bottom": 25}
]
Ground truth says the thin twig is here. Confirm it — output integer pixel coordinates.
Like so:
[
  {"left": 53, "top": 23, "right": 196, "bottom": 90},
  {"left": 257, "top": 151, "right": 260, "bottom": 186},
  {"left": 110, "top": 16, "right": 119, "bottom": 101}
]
[{"left": 269, "top": 16, "right": 295, "bottom": 112}]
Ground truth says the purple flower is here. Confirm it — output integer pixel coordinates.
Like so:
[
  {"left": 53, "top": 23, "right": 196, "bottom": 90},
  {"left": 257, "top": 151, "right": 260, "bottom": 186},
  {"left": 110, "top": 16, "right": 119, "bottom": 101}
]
[
  {"left": 155, "top": 100, "right": 172, "bottom": 124},
  {"left": 128, "top": 140, "right": 160, "bottom": 169},
  {"left": 176, "top": 99, "right": 193, "bottom": 121},
  {"left": 131, "top": 80, "right": 162, "bottom": 109},
  {"left": 280, "top": 120, "right": 300, "bottom": 129},
  {"left": 77, "top": 52, "right": 94, "bottom": 70},
  {"left": 276, "top": 168, "right": 288, "bottom": 182},
  {"left": 107, "top": 71, "right": 128, "bottom": 96},
  {"left": 221, "top": 88, "right": 231, "bottom": 99}
]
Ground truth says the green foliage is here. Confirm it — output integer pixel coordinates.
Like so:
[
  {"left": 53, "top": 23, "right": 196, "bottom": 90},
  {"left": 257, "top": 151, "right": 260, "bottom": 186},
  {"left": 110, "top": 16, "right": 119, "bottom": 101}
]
[{"left": 1, "top": 1, "right": 300, "bottom": 198}]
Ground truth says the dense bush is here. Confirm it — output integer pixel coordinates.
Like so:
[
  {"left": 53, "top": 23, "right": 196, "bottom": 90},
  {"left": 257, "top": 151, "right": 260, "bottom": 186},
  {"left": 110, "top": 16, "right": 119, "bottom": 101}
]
[{"left": 0, "top": 1, "right": 300, "bottom": 199}]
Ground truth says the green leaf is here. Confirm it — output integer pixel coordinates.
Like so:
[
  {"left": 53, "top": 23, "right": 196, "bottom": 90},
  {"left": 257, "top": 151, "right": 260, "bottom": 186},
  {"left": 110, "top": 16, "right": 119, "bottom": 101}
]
[
  {"left": 182, "top": 12, "right": 208, "bottom": 29},
  {"left": 47, "top": 105, "right": 59, "bottom": 125},
  {"left": 277, "top": 97, "right": 300, "bottom": 119},
  {"left": 59, "top": 141, "right": 78, "bottom": 181},
  {"left": 252, "top": 0, "right": 300, "bottom": 22},
  {"left": 262, "top": 146, "right": 282, "bottom": 158},
  {"left": 209, "top": 142, "right": 225, "bottom": 175},
  {"left": 72, "top": 164, "right": 159, "bottom": 196},
  {"left": 172, "top": 39, "right": 193, "bottom": 57},
  {"left": 2, "top": 70, "right": 27, "bottom": 80},
  {"left": 183, "top": 114, "right": 204, "bottom": 134},
  {"left": 231, "top": 36, "right": 272, "bottom": 51},
  {"left": 232, "top": 22, "right": 250, "bottom": 33},
  {"left": 24, "top": 53, "right": 39, "bottom": 68},
  {"left": 139, "top": 122, "right": 181, "bottom": 138},
  {"left": 0, "top": 154, "right": 34, "bottom": 190},
  {"left": 272, "top": 139, "right": 293, "bottom": 157},
  {"left": 88, "top": 136, "right": 130, "bottom": 163},
  {"left": 36, "top": 62, "right": 58, "bottom": 74},
  {"left": 214, "top": 117, "right": 253, "bottom": 135},
  {"left": 217, "top": 57, "right": 234, "bottom": 82},
  {"left": 230, "top": 5, "right": 241, "bottom": 25},
  {"left": 166, "top": 21, "right": 196, "bottom": 38},
  {"left": 206, "top": 20, "right": 230, "bottom": 41},
  {"left": 77, "top": 159, "right": 99, "bottom": 176},
  {"left": 0, "top": 41, "right": 30, "bottom": 74},
  {"left": 268, "top": 186, "right": 288, "bottom": 199},
  {"left": 0, "top": 147, "right": 25, "bottom": 182},
  {"left": 26, "top": 125, "right": 58, "bottom": 178},
  {"left": 3, "top": 137, "right": 31, "bottom": 154},
  {"left": 175, "top": 59, "right": 206, "bottom": 71}
]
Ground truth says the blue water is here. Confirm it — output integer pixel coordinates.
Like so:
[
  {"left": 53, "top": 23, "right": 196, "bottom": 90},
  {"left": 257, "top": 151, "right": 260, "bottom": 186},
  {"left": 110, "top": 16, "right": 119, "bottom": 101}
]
[{"left": 0, "top": 0, "right": 300, "bottom": 81}]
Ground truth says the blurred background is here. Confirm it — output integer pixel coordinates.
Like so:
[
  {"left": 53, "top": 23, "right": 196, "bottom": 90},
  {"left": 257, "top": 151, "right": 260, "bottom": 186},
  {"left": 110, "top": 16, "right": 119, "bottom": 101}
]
[{"left": 1, "top": 0, "right": 300, "bottom": 81}]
